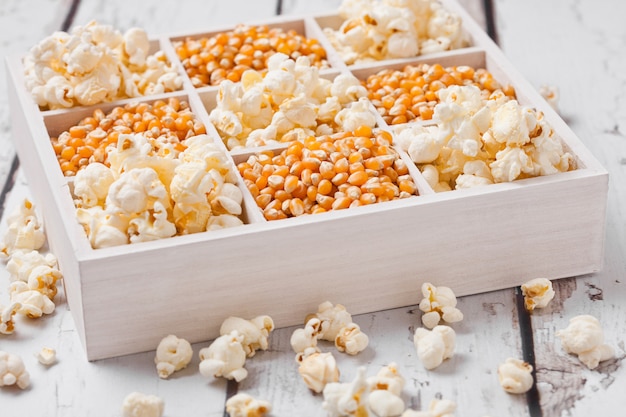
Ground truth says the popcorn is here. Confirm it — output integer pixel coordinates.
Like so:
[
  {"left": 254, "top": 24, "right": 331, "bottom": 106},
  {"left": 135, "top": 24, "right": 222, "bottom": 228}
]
[
  {"left": 198, "top": 330, "right": 248, "bottom": 381},
  {"left": 401, "top": 398, "right": 457, "bottom": 417},
  {"left": 290, "top": 317, "right": 324, "bottom": 356},
  {"left": 306, "top": 301, "right": 353, "bottom": 342},
  {"left": 154, "top": 334, "right": 193, "bottom": 379},
  {"left": 9, "top": 281, "right": 56, "bottom": 318},
  {"left": 0, "top": 351, "right": 30, "bottom": 389},
  {"left": 209, "top": 55, "right": 373, "bottom": 150},
  {"left": 26, "top": 264, "right": 62, "bottom": 300},
  {"left": 418, "top": 282, "right": 463, "bottom": 329},
  {"left": 0, "top": 302, "right": 21, "bottom": 335},
  {"left": 366, "top": 362, "right": 405, "bottom": 396},
  {"left": 413, "top": 325, "right": 455, "bottom": 370},
  {"left": 36, "top": 347, "right": 57, "bottom": 366},
  {"left": 122, "top": 392, "right": 164, "bottom": 417},
  {"left": 556, "top": 315, "right": 614, "bottom": 369},
  {"left": 106, "top": 167, "right": 170, "bottom": 216},
  {"left": 334, "top": 322, "right": 369, "bottom": 355},
  {"left": 497, "top": 358, "right": 534, "bottom": 394},
  {"left": 0, "top": 199, "right": 46, "bottom": 259},
  {"left": 220, "top": 315, "right": 275, "bottom": 358},
  {"left": 520, "top": 278, "right": 555, "bottom": 311},
  {"left": 5, "top": 250, "right": 57, "bottom": 283},
  {"left": 73, "top": 162, "right": 116, "bottom": 208},
  {"left": 398, "top": 85, "right": 574, "bottom": 191},
  {"left": 324, "top": 0, "right": 468, "bottom": 65},
  {"left": 23, "top": 20, "right": 183, "bottom": 109},
  {"left": 297, "top": 348, "right": 340, "bottom": 393},
  {"left": 322, "top": 365, "right": 406, "bottom": 417},
  {"left": 225, "top": 393, "right": 272, "bottom": 417}
]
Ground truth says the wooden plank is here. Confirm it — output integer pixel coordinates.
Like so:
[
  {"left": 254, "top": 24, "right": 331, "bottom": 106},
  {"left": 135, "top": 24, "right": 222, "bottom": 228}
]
[{"left": 494, "top": 0, "right": 626, "bottom": 415}]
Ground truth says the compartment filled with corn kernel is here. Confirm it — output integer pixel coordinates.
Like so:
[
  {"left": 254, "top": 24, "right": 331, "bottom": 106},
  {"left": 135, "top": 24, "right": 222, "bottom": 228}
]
[
  {"left": 236, "top": 126, "right": 419, "bottom": 221},
  {"left": 45, "top": 95, "right": 251, "bottom": 249},
  {"left": 171, "top": 19, "right": 333, "bottom": 88}
]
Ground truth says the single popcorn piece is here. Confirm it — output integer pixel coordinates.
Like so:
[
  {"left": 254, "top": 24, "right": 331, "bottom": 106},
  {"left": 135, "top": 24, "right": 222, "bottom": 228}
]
[
  {"left": 27, "top": 264, "right": 62, "bottom": 300},
  {"left": 368, "top": 390, "right": 406, "bottom": 417},
  {"left": 367, "top": 362, "right": 405, "bottom": 396},
  {"left": 306, "top": 301, "right": 353, "bottom": 342},
  {"left": 154, "top": 334, "right": 193, "bottom": 379},
  {"left": 219, "top": 315, "right": 274, "bottom": 358},
  {"left": 0, "top": 198, "right": 46, "bottom": 259},
  {"left": 198, "top": 330, "right": 248, "bottom": 381},
  {"left": 122, "top": 392, "right": 164, "bottom": 417},
  {"left": 556, "top": 315, "right": 614, "bottom": 369},
  {"left": 0, "top": 351, "right": 30, "bottom": 389},
  {"left": 401, "top": 398, "right": 457, "bottom": 417},
  {"left": 413, "top": 325, "right": 456, "bottom": 370},
  {"left": 291, "top": 317, "right": 324, "bottom": 356},
  {"left": 36, "top": 347, "right": 57, "bottom": 366},
  {"left": 335, "top": 322, "right": 369, "bottom": 355},
  {"left": 225, "top": 393, "right": 272, "bottom": 417},
  {"left": 73, "top": 162, "right": 116, "bottom": 208},
  {"left": 5, "top": 250, "right": 57, "bottom": 283},
  {"left": 9, "top": 281, "right": 56, "bottom": 318},
  {"left": 297, "top": 347, "right": 340, "bottom": 393},
  {"left": 520, "top": 278, "right": 555, "bottom": 311},
  {"left": 0, "top": 302, "right": 21, "bottom": 335},
  {"left": 497, "top": 358, "right": 534, "bottom": 394},
  {"left": 418, "top": 282, "right": 463, "bottom": 329}
]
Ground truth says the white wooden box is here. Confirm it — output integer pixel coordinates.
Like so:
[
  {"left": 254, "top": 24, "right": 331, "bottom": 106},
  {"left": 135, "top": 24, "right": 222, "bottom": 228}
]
[{"left": 5, "top": 0, "right": 608, "bottom": 360}]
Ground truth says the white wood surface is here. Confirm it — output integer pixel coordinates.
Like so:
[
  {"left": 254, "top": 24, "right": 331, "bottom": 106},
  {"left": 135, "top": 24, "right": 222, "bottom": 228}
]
[{"left": 0, "top": 1, "right": 624, "bottom": 417}]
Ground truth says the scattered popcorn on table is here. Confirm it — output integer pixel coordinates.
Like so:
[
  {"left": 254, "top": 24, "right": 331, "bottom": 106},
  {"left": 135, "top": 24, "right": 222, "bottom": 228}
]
[
  {"left": 0, "top": 199, "right": 45, "bottom": 259},
  {"left": 220, "top": 315, "right": 274, "bottom": 358},
  {"left": 225, "top": 392, "right": 272, "bottom": 417},
  {"left": 0, "top": 302, "right": 21, "bottom": 335},
  {"left": 6, "top": 250, "right": 58, "bottom": 283},
  {"left": 198, "top": 330, "right": 249, "bottom": 382},
  {"left": 401, "top": 398, "right": 456, "bottom": 417},
  {"left": 209, "top": 54, "right": 374, "bottom": 150},
  {"left": 520, "top": 278, "right": 555, "bottom": 311},
  {"left": 36, "top": 347, "right": 57, "bottom": 366},
  {"left": 0, "top": 351, "right": 30, "bottom": 389},
  {"left": 395, "top": 85, "right": 574, "bottom": 191},
  {"left": 154, "top": 334, "right": 193, "bottom": 379},
  {"left": 323, "top": 0, "right": 468, "bottom": 65},
  {"left": 413, "top": 325, "right": 455, "bottom": 370},
  {"left": 307, "top": 301, "right": 353, "bottom": 342},
  {"left": 556, "top": 314, "right": 614, "bottom": 369},
  {"left": 418, "top": 282, "right": 463, "bottom": 329},
  {"left": 297, "top": 347, "right": 340, "bottom": 393},
  {"left": 497, "top": 357, "right": 533, "bottom": 394},
  {"left": 121, "top": 392, "right": 164, "bottom": 417},
  {"left": 23, "top": 20, "right": 183, "bottom": 110}
]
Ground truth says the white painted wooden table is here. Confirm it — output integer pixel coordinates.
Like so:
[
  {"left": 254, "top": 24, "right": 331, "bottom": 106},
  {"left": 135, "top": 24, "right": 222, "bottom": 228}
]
[{"left": 0, "top": 1, "right": 624, "bottom": 416}]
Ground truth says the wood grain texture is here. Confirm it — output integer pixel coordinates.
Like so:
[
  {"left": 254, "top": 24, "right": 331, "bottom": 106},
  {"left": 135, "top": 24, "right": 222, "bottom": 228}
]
[{"left": 495, "top": 0, "right": 626, "bottom": 415}]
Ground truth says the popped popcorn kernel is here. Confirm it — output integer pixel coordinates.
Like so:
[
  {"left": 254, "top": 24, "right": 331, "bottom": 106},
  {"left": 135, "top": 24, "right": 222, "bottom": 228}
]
[
  {"left": 520, "top": 278, "right": 555, "bottom": 311},
  {"left": 220, "top": 315, "right": 275, "bottom": 358},
  {"left": 154, "top": 334, "right": 193, "bottom": 379},
  {"left": 418, "top": 282, "right": 463, "bottom": 329},
  {"left": 297, "top": 347, "right": 340, "bottom": 393},
  {"left": 556, "top": 314, "right": 614, "bottom": 369},
  {"left": 198, "top": 330, "right": 248, "bottom": 382},
  {"left": 334, "top": 322, "right": 369, "bottom": 355},
  {"left": 6, "top": 250, "right": 58, "bottom": 283},
  {"left": 291, "top": 317, "right": 324, "bottom": 356},
  {"left": 0, "top": 351, "right": 30, "bottom": 389},
  {"left": 0, "top": 199, "right": 46, "bottom": 259},
  {"left": 9, "top": 281, "right": 56, "bottom": 318},
  {"left": 121, "top": 392, "right": 164, "bottom": 417},
  {"left": 36, "top": 347, "right": 57, "bottom": 366},
  {"left": 225, "top": 393, "right": 272, "bottom": 417},
  {"left": 413, "top": 325, "right": 455, "bottom": 370},
  {"left": 307, "top": 301, "right": 353, "bottom": 342},
  {"left": 497, "top": 357, "right": 533, "bottom": 394},
  {"left": 0, "top": 302, "right": 21, "bottom": 335}
]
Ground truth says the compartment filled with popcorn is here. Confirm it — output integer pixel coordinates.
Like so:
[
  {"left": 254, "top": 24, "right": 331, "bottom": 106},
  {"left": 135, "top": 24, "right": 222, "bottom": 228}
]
[
  {"left": 43, "top": 94, "right": 252, "bottom": 249},
  {"left": 201, "top": 52, "right": 379, "bottom": 151},
  {"left": 170, "top": 17, "right": 338, "bottom": 88},
  {"left": 23, "top": 20, "right": 185, "bottom": 110},
  {"left": 317, "top": 0, "right": 471, "bottom": 66},
  {"left": 234, "top": 125, "right": 422, "bottom": 221}
]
